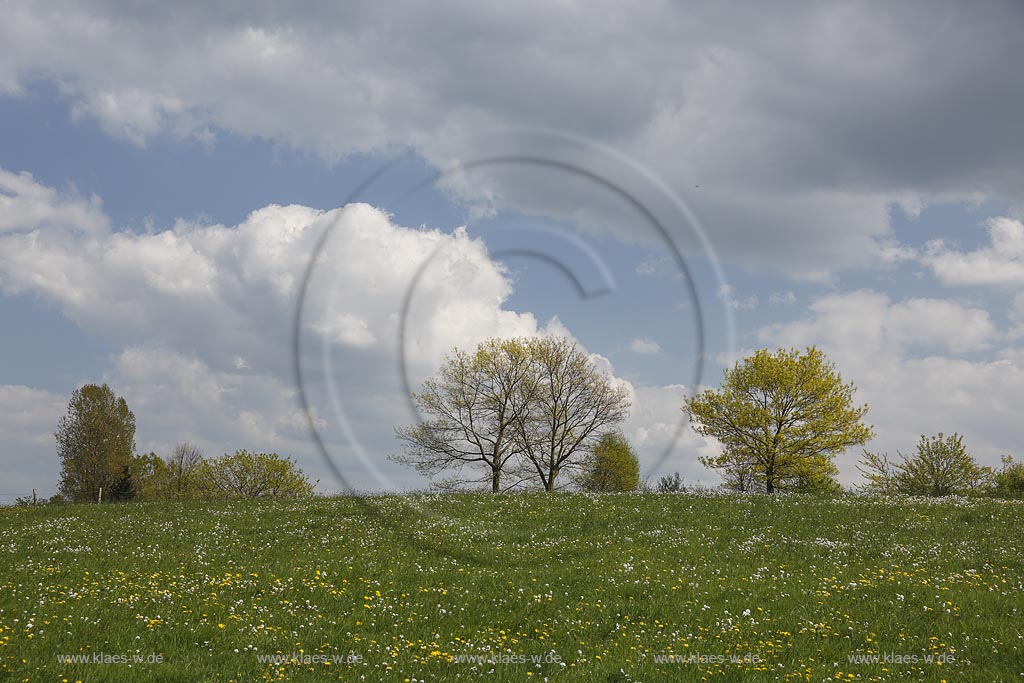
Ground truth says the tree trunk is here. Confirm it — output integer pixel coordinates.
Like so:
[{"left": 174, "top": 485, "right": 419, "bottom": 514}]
[
  {"left": 546, "top": 467, "right": 559, "bottom": 492},
  {"left": 491, "top": 469, "right": 500, "bottom": 493}
]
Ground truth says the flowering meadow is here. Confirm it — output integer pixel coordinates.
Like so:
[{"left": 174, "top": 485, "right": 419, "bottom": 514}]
[{"left": 0, "top": 492, "right": 1021, "bottom": 682}]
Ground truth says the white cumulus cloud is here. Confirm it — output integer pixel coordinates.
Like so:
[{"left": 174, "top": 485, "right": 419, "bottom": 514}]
[
  {"left": 629, "top": 337, "right": 661, "bottom": 354},
  {"left": 923, "top": 217, "right": 1024, "bottom": 286},
  {"left": 717, "top": 284, "right": 758, "bottom": 311},
  {"left": 0, "top": 168, "right": 701, "bottom": 492}
]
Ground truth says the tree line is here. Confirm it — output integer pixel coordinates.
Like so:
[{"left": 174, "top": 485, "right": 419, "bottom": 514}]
[
  {"left": 684, "top": 346, "right": 1023, "bottom": 498},
  {"left": 38, "top": 339, "right": 1024, "bottom": 504},
  {"left": 395, "top": 338, "right": 1023, "bottom": 498},
  {"left": 49, "top": 383, "right": 315, "bottom": 504}
]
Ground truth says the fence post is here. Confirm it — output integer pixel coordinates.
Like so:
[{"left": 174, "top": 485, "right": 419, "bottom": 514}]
[
  {"left": 98, "top": 487, "right": 103, "bottom": 504},
  {"left": 32, "top": 489, "right": 37, "bottom": 506}
]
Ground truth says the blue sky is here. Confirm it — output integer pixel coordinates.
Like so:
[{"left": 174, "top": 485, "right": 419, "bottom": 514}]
[{"left": 1, "top": 1, "right": 1022, "bottom": 499}]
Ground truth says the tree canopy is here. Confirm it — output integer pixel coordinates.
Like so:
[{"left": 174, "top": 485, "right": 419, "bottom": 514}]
[
  {"left": 56, "top": 383, "right": 137, "bottom": 503},
  {"left": 393, "top": 335, "right": 631, "bottom": 491},
  {"left": 394, "top": 338, "right": 534, "bottom": 492},
  {"left": 685, "top": 347, "right": 873, "bottom": 494},
  {"left": 580, "top": 432, "right": 640, "bottom": 492},
  {"left": 515, "top": 336, "right": 632, "bottom": 491}
]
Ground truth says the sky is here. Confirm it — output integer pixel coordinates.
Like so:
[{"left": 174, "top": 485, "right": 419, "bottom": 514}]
[{"left": 1, "top": 1, "right": 1022, "bottom": 500}]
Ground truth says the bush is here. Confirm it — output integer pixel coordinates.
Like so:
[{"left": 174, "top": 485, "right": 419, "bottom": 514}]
[
  {"left": 580, "top": 433, "right": 640, "bottom": 492},
  {"left": 992, "top": 455, "right": 1024, "bottom": 498},
  {"left": 207, "top": 450, "right": 316, "bottom": 499},
  {"left": 859, "top": 433, "right": 983, "bottom": 496},
  {"left": 656, "top": 472, "right": 686, "bottom": 493},
  {"left": 106, "top": 448, "right": 316, "bottom": 502}
]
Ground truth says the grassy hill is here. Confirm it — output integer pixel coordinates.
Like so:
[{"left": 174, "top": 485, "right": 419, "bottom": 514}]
[{"left": 1, "top": 492, "right": 1021, "bottom": 681}]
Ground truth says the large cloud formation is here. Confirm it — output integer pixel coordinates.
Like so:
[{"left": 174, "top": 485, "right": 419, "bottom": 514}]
[
  {"left": 2, "top": 1, "right": 1022, "bottom": 494},
  {"left": 0, "top": 169, "right": 713, "bottom": 494},
  {"left": 2, "top": 1, "right": 1022, "bottom": 277}
]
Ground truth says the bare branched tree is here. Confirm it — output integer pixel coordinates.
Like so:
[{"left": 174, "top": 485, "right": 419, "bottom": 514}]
[
  {"left": 393, "top": 335, "right": 631, "bottom": 492},
  {"left": 514, "top": 336, "right": 631, "bottom": 491},
  {"left": 167, "top": 442, "right": 204, "bottom": 499},
  {"left": 392, "top": 338, "right": 536, "bottom": 493}
]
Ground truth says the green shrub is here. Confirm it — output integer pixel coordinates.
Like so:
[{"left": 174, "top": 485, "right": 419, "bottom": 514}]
[
  {"left": 580, "top": 433, "right": 639, "bottom": 492},
  {"left": 992, "top": 455, "right": 1024, "bottom": 498}
]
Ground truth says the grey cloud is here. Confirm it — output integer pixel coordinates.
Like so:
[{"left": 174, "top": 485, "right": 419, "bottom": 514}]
[{"left": 2, "top": 1, "right": 1022, "bottom": 276}]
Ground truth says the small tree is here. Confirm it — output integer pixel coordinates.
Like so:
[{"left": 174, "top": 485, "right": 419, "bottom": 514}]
[
  {"left": 207, "top": 450, "right": 316, "bottom": 499},
  {"left": 56, "top": 383, "right": 137, "bottom": 503},
  {"left": 899, "top": 433, "right": 979, "bottom": 496},
  {"left": 108, "top": 464, "right": 137, "bottom": 502},
  {"left": 686, "top": 347, "right": 872, "bottom": 494},
  {"left": 992, "top": 455, "right": 1024, "bottom": 498},
  {"left": 859, "top": 433, "right": 982, "bottom": 496},
  {"left": 167, "top": 442, "right": 206, "bottom": 499},
  {"left": 129, "top": 452, "right": 179, "bottom": 501},
  {"left": 655, "top": 472, "right": 686, "bottom": 493},
  {"left": 581, "top": 433, "right": 640, "bottom": 492},
  {"left": 130, "top": 444, "right": 212, "bottom": 501}
]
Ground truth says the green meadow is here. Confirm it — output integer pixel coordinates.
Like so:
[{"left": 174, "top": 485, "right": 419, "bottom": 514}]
[{"left": 1, "top": 492, "right": 1021, "bottom": 682}]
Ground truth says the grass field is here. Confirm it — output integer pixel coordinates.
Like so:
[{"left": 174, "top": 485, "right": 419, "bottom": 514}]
[{"left": 1, "top": 492, "right": 1021, "bottom": 682}]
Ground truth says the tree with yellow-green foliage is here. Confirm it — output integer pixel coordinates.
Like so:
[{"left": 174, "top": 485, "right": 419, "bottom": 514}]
[
  {"left": 685, "top": 347, "right": 873, "bottom": 494},
  {"left": 207, "top": 450, "right": 315, "bottom": 499},
  {"left": 580, "top": 432, "right": 640, "bottom": 492}
]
